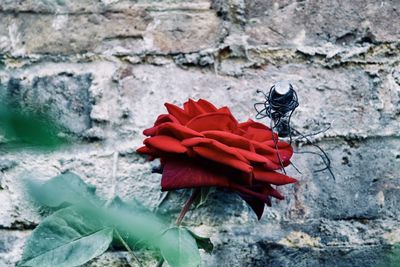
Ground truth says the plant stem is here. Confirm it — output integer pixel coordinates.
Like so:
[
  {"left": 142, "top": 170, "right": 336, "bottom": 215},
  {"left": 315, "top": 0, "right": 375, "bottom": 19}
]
[
  {"left": 157, "top": 189, "right": 201, "bottom": 266},
  {"left": 175, "top": 188, "right": 201, "bottom": 225},
  {"left": 115, "top": 229, "right": 143, "bottom": 267}
]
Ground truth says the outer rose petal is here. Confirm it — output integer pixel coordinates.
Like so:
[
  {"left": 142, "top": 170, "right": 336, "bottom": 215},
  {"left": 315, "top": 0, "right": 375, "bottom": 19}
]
[
  {"left": 136, "top": 146, "right": 152, "bottom": 154},
  {"left": 162, "top": 158, "right": 271, "bottom": 219},
  {"left": 238, "top": 193, "right": 268, "bottom": 220},
  {"left": 143, "top": 114, "right": 181, "bottom": 136},
  {"left": 262, "top": 140, "right": 294, "bottom": 162},
  {"left": 202, "top": 130, "right": 253, "bottom": 150},
  {"left": 186, "top": 113, "right": 238, "bottom": 132},
  {"left": 238, "top": 186, "right": 274, "bottom": 220},
  {"left": 153, "top": 122, "right": 204, "bottom": 140},
  {"left": 242, "top": 127, "right": 275, "bottom": 142},
  {"left": 184, "top": 99, "right": 207, "bottom": 116},
  {"left": 181, "top": 137, "right": 213, "bottom": 146},
  {"left": 265, "top": 185, "right": 285, "bottom": 200},
  {"left": 229, "top": 183, "right": 273, "bottom": 204},
  {"left": 252, "top": 141, "right": 293, "bottom": 165},
  {"left": 217, "top": 106, "right": 233, "bottom": 115},
  {"left": 193, "top": 146, "right": 253, "bottom": 173},
  {"left": 235, "top": 148, "right": 275, "bottom": 165},
  {"left": 197, "top": 99, "right": 218, "bottom": 112},
  {"left": 181, "top": 137, "right": 249, "bottom": 163},
  {"left": 136, "top": 146, "right": 161, "bottom": 160},
  {"left": 144, "top": 135, "right": 187, "bottom": 153},
  {"left": 253, "top": 169, "right": 297, "bottom": 185},
  {"left": 238, "top": 119, "right": 272, "bottom": 131},
  {"left": 161, "top": 157, "right": 230, "bottom": 190},
  {"left": 143, "top": 114, "right": 179, "bottom": 136},
  {"left": 154, "top": 114, "right": 179, "bottom": 126},
  {"left": 239, "top": 119, "right": 277, "bottom": 142},
  {"left": 182, "top": 137, "right": 252, "bottom": 173},
  {"left": 251, "top": 141, "right": 276, "bottom": 155},
  {"left": 165, "top": 103, "right": 191, "bottom": 124}
]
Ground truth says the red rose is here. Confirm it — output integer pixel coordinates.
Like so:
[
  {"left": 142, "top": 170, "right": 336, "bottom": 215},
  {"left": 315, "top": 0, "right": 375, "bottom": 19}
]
[{"left": 137, "top": 99, "right": 296, "bottom": 219}]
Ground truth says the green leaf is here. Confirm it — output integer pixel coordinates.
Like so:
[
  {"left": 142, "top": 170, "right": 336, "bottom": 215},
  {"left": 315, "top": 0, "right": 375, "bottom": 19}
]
[
  {"left": 106, "top": 196, "right": 167, "bottom": 250},
  {"left": 22, "top": 174, "right": 208, "bottom": 267},
  {"left": 159, "top": 227, "right": 201, "bottom": 267},
  {"left": 25, "top": 172, "right": 101, "bottom": 209},
  {"left": 19, "top": 206, "right": 113, "bottom": 267},
  {"left": 186, "top": 229, "right": 213, "bottom": 253}
]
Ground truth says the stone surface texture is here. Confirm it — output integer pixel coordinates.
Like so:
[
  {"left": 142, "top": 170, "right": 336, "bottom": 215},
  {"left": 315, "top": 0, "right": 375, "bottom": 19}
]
[{"left": 0, "top": 0, "right": 399, "bottom": 266}]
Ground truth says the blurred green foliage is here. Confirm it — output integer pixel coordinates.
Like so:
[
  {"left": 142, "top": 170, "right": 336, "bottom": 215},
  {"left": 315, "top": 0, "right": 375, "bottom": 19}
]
[{"left": 20, "top": 173, "right": 212, "bottom": 267}]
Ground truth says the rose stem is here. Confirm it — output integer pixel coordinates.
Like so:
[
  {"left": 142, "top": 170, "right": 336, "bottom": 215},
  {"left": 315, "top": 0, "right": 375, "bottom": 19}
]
[
  {"left": 157, "top": 188, "right": 201, "bottom": 267},
  {"left": 176, "top": 188, "right": 201, "bottom": 225}
]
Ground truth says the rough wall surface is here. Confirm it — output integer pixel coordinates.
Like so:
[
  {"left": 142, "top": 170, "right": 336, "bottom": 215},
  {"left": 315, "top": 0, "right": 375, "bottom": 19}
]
[{"left": 0, "top": 0, "right": 399, "bottom": 266}]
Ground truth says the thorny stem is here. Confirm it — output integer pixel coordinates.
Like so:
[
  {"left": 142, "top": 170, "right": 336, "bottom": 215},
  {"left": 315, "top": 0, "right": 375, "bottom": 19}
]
[
  {"left": 176, "top": 188, "right": 201, "bottom": 225},
  {"left": 157, "top": 188, "right": 201, "bottom": 267},
  {"left": 115, "top": 229, "right": 143, "bottom": 267}
]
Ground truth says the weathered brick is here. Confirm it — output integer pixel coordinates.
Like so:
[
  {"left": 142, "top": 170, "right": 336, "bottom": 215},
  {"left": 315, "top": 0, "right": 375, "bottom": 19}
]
[
  {"left": 0, "top": 0, "right": 211, "bottom": 13},
  {"left": 0, "top": 4, "right": 220, "bottom": 55},
  {"left": 0, "top": 0, "right": 399, "bottom": 266},
  {"left": 245, "top": 0, "right": 400, "bottom": 46},
  {"left": 0, "top": 72, "right": 93, "bottom": 134},
  {"left": 0, "top": 230, "right": 30, "bottom": 267},
  {"left": 117, "top": 64, "right": 400, "bottom": 138}
]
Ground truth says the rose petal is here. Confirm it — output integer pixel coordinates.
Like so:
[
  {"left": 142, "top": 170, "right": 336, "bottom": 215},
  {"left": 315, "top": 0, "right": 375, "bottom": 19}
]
[
  {"left": 182, "top": 137, "right": 249, "bottom": 164},
  {"left": 217, "top": 106, "right": 233, "bottom": 115},
  {"left": 237, "top": 192, "right": 268, "bottom": 220},
  {"left": 147, "top": 122, "right": 204, "bottom": 140},
  {"left": 251, "top": 141, "right": 292, "bottom": 165},
  {"left": 136, "top": 146, "right": 151, "bottom": 154},
  {"left": 235, "top": 148, "right": 268, "bottom": 163},
  {"left": 237, "top": 185, "right": 275, "bottom": 219},
  {"left": 136, "top": 146, "right": 160, "bottom": 159},
  {"left": 156, "top": 114, "right": 179, "bottom": 125},
  {"left": 144, "top": 135, "right": 187, "bottom": 153},
  {"left": 242, "top": 127, "right": 275, "bottom": 142},
  {"left": 193, "top": 146, "right": 252, "bottom": 173},
  {"left": 143, "top": 114, "right": 180, "bottom": 136},
  {"left": 186, "top": 113, "right": 238, "bottom": 132},
  {"left": 202, "top": 130, "right": 252, "bottom": 150},
  {"left": 232, "top": 182, "right": 286, "bottom": 202},
  {"left": 161, "top": 157, "right": 230, "bottom": 190},
  {"left": 185, "top": 99, "right": 206, "bottom": 116},
  {"left": 238, "top": 119, "right": 272, "bottom": 131},
  {"left": 230, "top": 183, "right": 271, "bottom": 204},
  {"left": 263, "top": 140, "right": 291, "bottom": 148},
  {"left": 265, "top": 185, "right": 285, "bottom": 200},
  {"left": 254, "top": 169, "right": 297, "bottom": 185},
  {"left": 237, "top": 120, "right": 254, "bottom": 129},
  {"left": 165, "top": 103, "right": 191, "bottom": 124},
  {"left": 239, "top": 119, "right": 278, "bottom": 142},
  {"left": 262, "top": 140, "right": 294, "bottom": 163},
  {"left": 197, "top": 99, "right": 218, "bottom": 112},
  {"left": 143, "top": 126, "right": 157, "bottom": 136},
  {"left": 181, "top": 137, "right": 213, "bottom": 147}
]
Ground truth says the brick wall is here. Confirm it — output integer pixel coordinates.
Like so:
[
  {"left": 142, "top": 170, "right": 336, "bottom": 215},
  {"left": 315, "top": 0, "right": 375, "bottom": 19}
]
[{"left": 1, "top": 0, "right": 399, "bottom": 266}]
